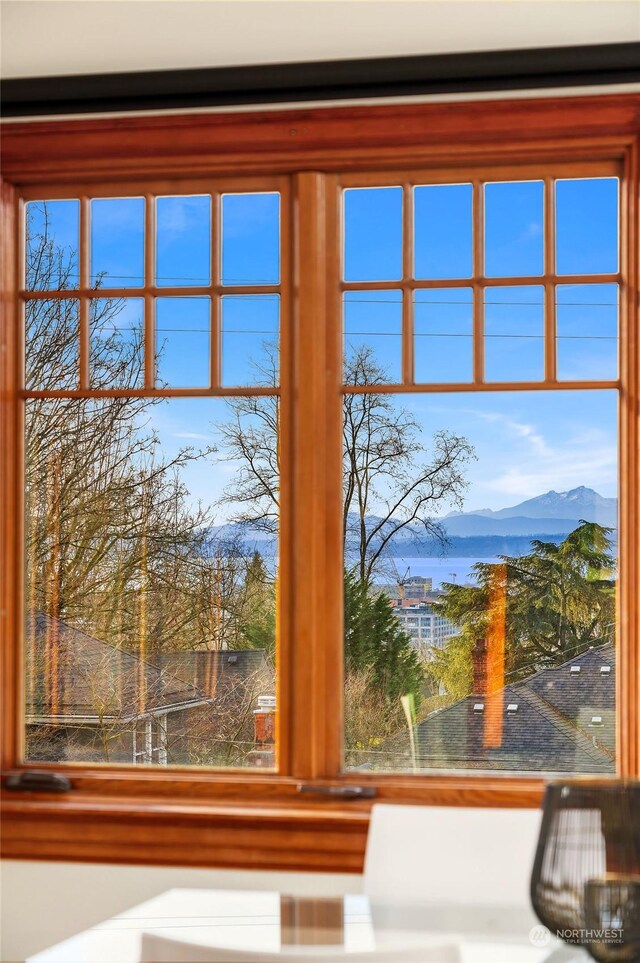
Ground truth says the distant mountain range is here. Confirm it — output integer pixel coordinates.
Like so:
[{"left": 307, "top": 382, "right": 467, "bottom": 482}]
[
  {"left": 442, "top": 486, "right": 618, "bottom": 536},
  {"left": 208, "top": 487, "right": 617, "bottom": 559}
]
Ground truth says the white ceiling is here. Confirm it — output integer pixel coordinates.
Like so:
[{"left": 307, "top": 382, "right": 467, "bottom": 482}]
[{"left": 1, "top": 0, "right": 639, "bottom": 80}]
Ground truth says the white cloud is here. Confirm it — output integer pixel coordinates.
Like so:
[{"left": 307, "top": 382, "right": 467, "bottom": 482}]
[
  {"left": 473, "top": 415, "right": 617, "bottom": 502},
  {"left": 172, "top": 431, "right": 215, "bottom": 442},
  {"left": 422, "top": 403, "right": 617, "bottom": 507},
  {"left": 521, "top": 220, "right": 543, "bottom": 240},
  {"left": 471, "top": 409, "right": 552, "bottom": 458},
  {"left": 157, "top": 196, "right": 208, "bottom": 234}
]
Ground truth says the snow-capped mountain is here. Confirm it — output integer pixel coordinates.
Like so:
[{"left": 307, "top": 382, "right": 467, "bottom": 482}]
[
  {"left": 446, "top": 486, "right": 617, "bottom": 528},
  {"left": 207, "top": 488, "right": 617, "bottom": 559}
]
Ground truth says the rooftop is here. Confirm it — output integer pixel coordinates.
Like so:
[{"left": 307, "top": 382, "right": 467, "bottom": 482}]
[{"left": 381, "top": 641, "right": 615, "bottom": 774}]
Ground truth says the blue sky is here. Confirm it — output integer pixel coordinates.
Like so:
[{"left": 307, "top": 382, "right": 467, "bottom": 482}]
[
  {"left": 139, "top": 388, "right": 618, "bottom": 524},
  {"left": 341, "top": 178, "right": 619, "bottom": 516},
  {"left": 26, "top": 179, "right": 619, "bottom": 519}
]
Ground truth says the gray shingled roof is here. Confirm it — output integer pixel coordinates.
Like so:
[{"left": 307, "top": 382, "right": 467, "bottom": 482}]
[
  {"left": 520, "top": 643, "right": 615, "bottom": 752},
  {"left": 27, "top": 612, "right": 205, "bottom": 721},
  {"left": 380, "top": 641, "right": 615, "bottom": 774},
  {"left": 156, "top": 650, "right": 270, "bottom": 699},
  {"left": 27, "top": 613, "right": 269, "bottom": 723}
]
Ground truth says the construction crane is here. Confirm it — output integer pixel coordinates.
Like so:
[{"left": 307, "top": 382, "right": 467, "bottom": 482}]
[{"left": 386, "top": 554, "right": 412, "bottom": 602}]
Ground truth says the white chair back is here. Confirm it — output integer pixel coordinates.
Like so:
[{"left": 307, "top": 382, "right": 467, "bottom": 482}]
[
  {"left": 140, "top": 932, "right": 461, "bottom": 962},
  {"left": 363, "top": 803, "right": 542, "bottom": 907}
]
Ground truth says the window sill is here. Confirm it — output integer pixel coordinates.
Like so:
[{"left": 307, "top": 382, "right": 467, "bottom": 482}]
[
  {"left": 0, "top": 773, "right": 544, "bottom": 872},
  {"left": 0, "top": 791, "right": 369, "bottom": 872}
]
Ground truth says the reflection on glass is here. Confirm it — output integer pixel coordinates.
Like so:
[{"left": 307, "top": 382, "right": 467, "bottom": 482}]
[
  {"left": 484, "top": 286, "right": 544, "bottom": 382},
  {"left": 25, "top": 200, "right": 79, "bottom": 291},
  {"left": 24, "top": 396, "right": 278, "bottom": 769},
  {"left": 556, "top": 284, "right": 618, "bottom": 381},
  {"left": 156, "top": 195, "right": 211, "bottom": 287},
  {"left": 156, "top": 297, "right": 210, "bottom": 387},
  {"left": 343, "top": 187, "right": 403, "bottom": 282},
  {"left": 91, "top": 197, "right": 145, "bottom": 288},
  {"left": 556, "top": 178, "right": 619, "bottom": 276},
  {"left": 343, "top": 291, "right": 402, "bottom": 384},
  {"left": 342, "top": 389, "right": 617, "bottom": 775},
  {"left": 485, "top": 181, "right": 544, "bottom": 278},
  {"left": 414, "top": 184, "right": 472, "bottom": 280},
  {"left": 90, "top": 298, "right": 144, "bottom": 389},
  {"left": 25, "top": 299, "right": 78, "bottom": 390},
  {"left": 221, "top": 295, "right": 279, "bottom": 387},
  {"left": 221, "top": 193, "right": 280, "bottom": 285},
  {"left": 280, "top": 896, "right": 346, "bottom": 947},
  {"left": 414, "top": 289, "right": 473, "bottom": 384}
]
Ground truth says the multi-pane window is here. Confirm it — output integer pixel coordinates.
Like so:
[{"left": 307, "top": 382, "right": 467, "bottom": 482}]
[
  {"left": 12, "top": 162, "right": 630, "bottom": 787},
  {"left": 22, "top": 184, "right": 284, "bottom": 768},
  {"left": 341, "top": 173, "right": 619, "bottom": 775},
  {"left": 341, "top": 176, "right": 619, "bottom": 388},
  {"left": 2, "top": 92, "right": 639, "bottom": 875}
]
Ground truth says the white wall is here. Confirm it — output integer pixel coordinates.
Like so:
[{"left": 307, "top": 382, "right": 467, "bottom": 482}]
[
  {"left": 2, "top": 1, "right": 639, "bottom": 79},
  {"left": 0, "top": 860, "right": 359, "bottom": 962}
]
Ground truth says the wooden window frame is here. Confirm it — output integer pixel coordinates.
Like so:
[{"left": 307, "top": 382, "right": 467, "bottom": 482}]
[{"left": 1, "top": 93, "right": 639, "bottom": 873}]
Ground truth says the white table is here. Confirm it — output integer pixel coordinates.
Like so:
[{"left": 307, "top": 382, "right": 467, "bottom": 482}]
[{"left": 27, "top": 889, "right": 589, "bottom": 963}]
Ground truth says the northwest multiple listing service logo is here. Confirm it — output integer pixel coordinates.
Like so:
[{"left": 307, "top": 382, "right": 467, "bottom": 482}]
[{"left": 529, "top": 925, "right": 624, "bottom": 949}]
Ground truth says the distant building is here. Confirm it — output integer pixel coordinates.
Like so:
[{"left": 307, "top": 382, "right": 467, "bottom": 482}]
[
  {"left": 378, "top": 577, "right": 458, "bottom": 655},
  {"left": 379, "top": 575, "right": 433, "bottom": 600},
  {"left": 392, "top": 599, "right": 458, "bottom": 655}
]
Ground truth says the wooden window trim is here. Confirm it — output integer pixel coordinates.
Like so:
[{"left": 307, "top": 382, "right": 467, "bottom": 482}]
[{"left": 1, "top": 94, "right": 639, "bottom": 873}]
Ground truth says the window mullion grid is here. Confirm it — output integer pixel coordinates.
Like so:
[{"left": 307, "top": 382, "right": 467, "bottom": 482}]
[
  {"left": 11, "top": 160, "right": 631, "bottom": 798},
  {"left": 401, "top": 183, "right": 414, "bottom": 386},
  {"left": 143, "top": 193, "right": 156, "bottom": 389},
  {"left": 210, "top": 192, "right": 221, "bottom": 389},
  {"left": 78, "top": 196, "right": 90, "bottom": 389},
  {"left": 543, "top": 176, "right": 557, "bottom": 383},
  {"left": 472, "top": 179, "right": 485, "bottom": 384}
]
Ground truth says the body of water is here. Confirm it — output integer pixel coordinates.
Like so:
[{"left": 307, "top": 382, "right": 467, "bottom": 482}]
[{"left": 371, "top": 556, "right": 500, "bottom": 590}]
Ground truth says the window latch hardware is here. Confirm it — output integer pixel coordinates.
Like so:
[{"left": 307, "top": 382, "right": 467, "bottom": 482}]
[
  {"left": 4, "top": 771, "right": 72, "bottom": 793},
  {"left": 297, "top": 783, "right": 376, "bottom": 799}
]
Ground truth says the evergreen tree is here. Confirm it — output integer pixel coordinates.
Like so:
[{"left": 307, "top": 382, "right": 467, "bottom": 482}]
[
  {"left": 237, "top": 552, "right": 276, "bottom": 658},
  {"left": 431, "top": 521, "right": 616, "bottom": 695},
  {"left": 425, "top": 630, "right": 474, "bottom": 701},
  {"left": 344, "top": 570, "right": 423, "bottom": 710}
]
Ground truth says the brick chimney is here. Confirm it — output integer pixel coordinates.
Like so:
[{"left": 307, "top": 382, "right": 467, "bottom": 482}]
[
  {"left": 248, "top": 695, "right": 276, "bottom": 768},
  {"left": 471, "top": 637, "right": 487, "bottom": 694},
  {"left": 253, "top": 694, "right": 276, "bottom": 746}
]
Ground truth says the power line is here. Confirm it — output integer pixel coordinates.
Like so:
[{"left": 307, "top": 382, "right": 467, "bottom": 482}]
[{"left": 92, "top": 322, "right": 616, "bottom": 342}]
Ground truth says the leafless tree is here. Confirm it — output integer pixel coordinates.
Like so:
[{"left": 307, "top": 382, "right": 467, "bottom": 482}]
[
  {"left": 23, "top": 204, "right": 282, "bottom": 766},
  {"left": 343, "top": 348, "right": 475, "bottom": 580},
  {"left": 218, "top": 343, "right": 474, "bottom": 581},
  {"left": 216, "top": 348, "right": 280, "bottom": 533},
  {"left": 24, "top": 206, "right": 270, "bottom": 679},
  {"left": 180, "top": 663, "right": 275, "bottom": 768}
]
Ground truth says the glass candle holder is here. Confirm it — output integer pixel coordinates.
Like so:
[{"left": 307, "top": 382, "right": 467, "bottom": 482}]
[
  {"left": 583, "top": 875, "right": 640, "bottom": 962},
  {"left": 530, "top": 780, "right": 640, "bottom": 959}
]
